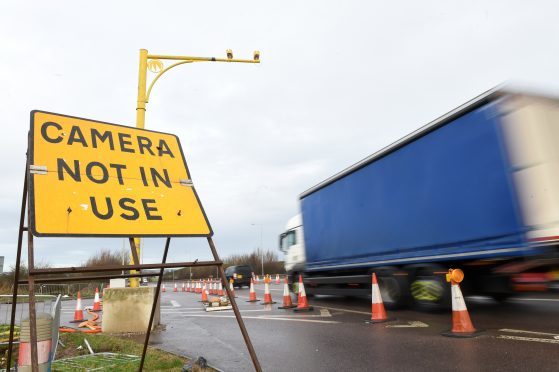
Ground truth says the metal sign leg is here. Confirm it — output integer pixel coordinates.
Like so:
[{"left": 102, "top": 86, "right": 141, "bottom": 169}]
[
  {"left": 6, "top": 167, "right": 28, "bottom": 369},
  {"left": 27, "top": 217, "right": 39, "bottom": 371},
  {"left": 138, "top": 237, "right": 171, "bottom": 371},
  {"left": 207, "top": 237, "right": 262, "bottom": 372}
]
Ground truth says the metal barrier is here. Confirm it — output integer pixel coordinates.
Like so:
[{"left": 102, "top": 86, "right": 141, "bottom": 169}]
[
  {"left": 0, "top": 295, "right": 58, "bottom": 329},
  {"left": 0, "top": 294, "right": 62, "bottom": 371},
  {"left": 50, "top": 294, "right": 62, "bottom": 360},
  {"left": 16, "top": 284, "right": 70, "bottom": 296},
  {"left": 16, "top": 282, "right": 106, "bottom": 297}
]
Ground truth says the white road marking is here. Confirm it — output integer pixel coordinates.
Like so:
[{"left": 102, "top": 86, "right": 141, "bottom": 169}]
[
  {"left": 163, "top": 308, "right": 332, "bottom": 316},
  {"left": 499, "top": 328, "right": 559, "bottom": 338},
  {"left": 170, "top": 300, "right": 181, "bottom": 308},
  {"left": 257, "top": 313, "right": 329, "bottom": 319},
  {"left": 179, "top": 314, "right": 339, "bottom": 324},
  {"left": 497, "top": 335, "right": 559, "bottom": 344},
  {"left": 386, "top": 321, "right": 429, "bottom": 328},
  {"left": 211, "top": 308, "right": 272, "bottom": 313},
  {"left": 510, "top": 298, "right": 559, "bottom": 302},
  {"left": 314, "top": 305, "right": 370, "bottom": 316},
  {"left": 162, "top": 308, "right": 271, "bottom": 314}
]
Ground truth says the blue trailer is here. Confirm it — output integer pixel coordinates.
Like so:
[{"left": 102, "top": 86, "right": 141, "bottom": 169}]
[{"left": 280, "top": 88, "right": 559, "bottom": 308}]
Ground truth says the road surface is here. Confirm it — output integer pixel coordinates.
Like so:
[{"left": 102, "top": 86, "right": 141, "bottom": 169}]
[
  {"left": 122, "top": 282, "right": 559, "bottom": 371},
  {"left": 9, "top": 282, "right": 550, "bottom": 370}
]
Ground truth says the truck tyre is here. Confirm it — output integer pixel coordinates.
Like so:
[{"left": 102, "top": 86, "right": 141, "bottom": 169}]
[
  {"left": 409, "top": 265, "right": 450, "bottom": 311},
  {"left": 373, "top": 267, "right": 410, "bottom": 309}
]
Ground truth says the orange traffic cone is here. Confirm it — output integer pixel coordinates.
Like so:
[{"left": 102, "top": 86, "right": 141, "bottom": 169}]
[
  {"left": 442, "top": 269, "right": 479, "bottom": 337},
  {"left": 181, "top": 282, "right": 185, "bottom": 292},
  {"left": 228, "top": 278, "right": 236, "bottom": 298},
  {"left": 91, "top": 288, "right": 102, "bottom": 312},
  {"left": 162, "top": 284, "right": 166, "bottom": 292},
  {"left": 174, "top": 283, "right": 178, "bottom": 292},
  {"left": 294, "top": 275, "right": 313, "bottom": 312},
  {"left": 275, "top": 274, "right": 280, "bottom": 284},
  {"left": 367, "top": 273, "right": 391, "bottom": 323},
  {"left": 70, "top": 291, "right": 85, "bottom": 323},
  {"left": 246, "top": 278, "right": 259, "bottom": 302},
  {"left": 218, "top": 281, "right": 224, "bottom": 296},
  {"left": 279, "top": 277, "right": 296, "bottom": 309},
  {"left": 261, "top": 276, "right": 276, "bottom": 305},
  {"left": 200, "top": 281, "right": 209, "bottom": 303},
  {"left": 212, "top": 281, "right": 217, "bottom": 295},
  {"left": 195, "top": 280, "right": 200, "bottom": 294}
]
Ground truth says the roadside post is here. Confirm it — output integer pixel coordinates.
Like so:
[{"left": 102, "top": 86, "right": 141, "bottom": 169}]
[
  {"left": 7, "top": 49, "right": 262, "bottom": 372},
  {"left": 132, "top": 49, "right": 261, "bottom": 287}
]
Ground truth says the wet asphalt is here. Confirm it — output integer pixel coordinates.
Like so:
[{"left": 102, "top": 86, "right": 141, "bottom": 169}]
[{"left": 50, "top": 283, "right": 559, "bottom": 371}]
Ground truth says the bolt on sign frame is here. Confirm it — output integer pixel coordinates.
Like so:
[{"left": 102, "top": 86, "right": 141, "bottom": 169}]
[{"left": 7, "top": 111, "right": 262, "bottom": 372}]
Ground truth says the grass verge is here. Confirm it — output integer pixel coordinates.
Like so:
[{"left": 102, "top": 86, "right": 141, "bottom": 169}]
[{"left": 53, "top": 333, "right": 189, "bottom": 371}]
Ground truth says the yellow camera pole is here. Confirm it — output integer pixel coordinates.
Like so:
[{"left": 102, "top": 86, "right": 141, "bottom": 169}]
[{"left": 131, "top": 48, "right": 260, "bottom": 287}]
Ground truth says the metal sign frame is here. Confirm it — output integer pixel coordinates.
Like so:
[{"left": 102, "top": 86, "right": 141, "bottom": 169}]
[{"left": 7, "top": 160, "right": 262, "bottom": 371}]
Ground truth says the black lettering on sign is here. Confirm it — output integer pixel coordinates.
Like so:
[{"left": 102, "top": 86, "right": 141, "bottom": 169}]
[
  {"left": 109, "top": 163, "right": 127, "bottom": 185},
  {"left": 139, "top": 167, "right": 149, "bottom": 186},
  {"left": 137, "top": 136, "right": 155, "bottom": 156},
  {"left": 150, "top": 168, "right": 172, "bottom": 188},
  {"left": 68, "top": 126, "right": 88, "bottom": 147},
  {"left": 40, "top": 122, "right": 63, "bottom": 143},
  {"left": 57, "top": 158, "right": 81, "bottom": 182},
  {"left": 119, "top": 198, "right": 139, "bottom": 220},
  {"left": 90, "top": 196, "right": 113, "bottom": 220},
  {"left": 157, "top": 139, "right": 174, "bottom": 158},
  {"left": 91, "top": 129, "right": 114, "bottom": 150},
  {"left": 86, "top": 162, "right": 109, "bottom": 184},
  {"left": 142, "top": 199, "right": 162, "bottom": 220},
  {"left": 118, "top": 133, "right": 134, "bottom": 153}
]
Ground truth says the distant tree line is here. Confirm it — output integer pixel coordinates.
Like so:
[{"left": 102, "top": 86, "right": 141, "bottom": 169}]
[
  {"left": 166, "top": 248, "right": 285, "bottom": 280},
  {"left": 0, "top": 247, "right": 285, "bottom": 294}
]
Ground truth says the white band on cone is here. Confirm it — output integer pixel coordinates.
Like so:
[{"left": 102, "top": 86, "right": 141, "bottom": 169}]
[
  {"left": 371, "top": 283, "right": 382, "bottom": 304},
  {"left": 283, "top": 283, "right": 289, "bottom": 296},
  {"left": 451, "top": 284, "right": 467, "bottom": 311}
]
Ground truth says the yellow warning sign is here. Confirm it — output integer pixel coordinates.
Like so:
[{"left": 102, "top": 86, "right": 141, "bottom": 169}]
[{"left": 29, "top": 111, "right": 212, "bottom": 237}]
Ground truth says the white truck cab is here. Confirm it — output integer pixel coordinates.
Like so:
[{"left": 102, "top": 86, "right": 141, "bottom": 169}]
[{"left": 279, "top": 214, "right": 306, "bottom": 273}]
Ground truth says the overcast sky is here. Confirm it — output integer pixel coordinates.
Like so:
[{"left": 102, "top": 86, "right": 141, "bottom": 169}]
[{"left": 1, "top": 1, "right": 559, "bottom": 269}]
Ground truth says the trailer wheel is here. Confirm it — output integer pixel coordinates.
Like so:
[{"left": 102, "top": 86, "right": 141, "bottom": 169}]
[
  {"left": 409, "top": 266, "right": 450, "bottom": 311},
  {"left": 374, "top": 267, "right": 410, "bottom": 309}
]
